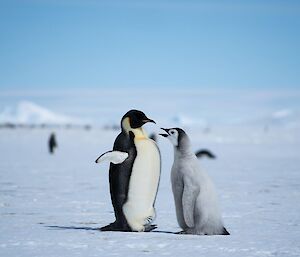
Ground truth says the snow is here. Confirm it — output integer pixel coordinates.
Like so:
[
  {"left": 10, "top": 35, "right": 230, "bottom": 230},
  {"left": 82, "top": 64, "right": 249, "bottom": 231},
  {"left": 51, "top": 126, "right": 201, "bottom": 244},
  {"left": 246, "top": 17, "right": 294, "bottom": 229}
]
[
  {"left": 1, "top": 123, "right": 300, "bottom": 257},
  {"left": 0, "top": 89, "right": 300, "bottom": 256}
]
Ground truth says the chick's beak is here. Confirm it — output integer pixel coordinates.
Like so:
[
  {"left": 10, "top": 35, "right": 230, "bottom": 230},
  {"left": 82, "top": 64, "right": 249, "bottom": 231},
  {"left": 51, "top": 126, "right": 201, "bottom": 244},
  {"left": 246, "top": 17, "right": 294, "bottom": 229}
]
[{"left": 159, "top": 128, "right": 169, "bottom": 137}]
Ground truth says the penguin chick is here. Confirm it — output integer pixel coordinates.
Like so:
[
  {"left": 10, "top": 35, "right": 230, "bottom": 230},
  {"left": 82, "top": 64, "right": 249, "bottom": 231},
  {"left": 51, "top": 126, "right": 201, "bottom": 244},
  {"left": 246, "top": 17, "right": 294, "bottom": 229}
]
[{"left": 160, "top": 128, "right": 229, "bottom": 235}]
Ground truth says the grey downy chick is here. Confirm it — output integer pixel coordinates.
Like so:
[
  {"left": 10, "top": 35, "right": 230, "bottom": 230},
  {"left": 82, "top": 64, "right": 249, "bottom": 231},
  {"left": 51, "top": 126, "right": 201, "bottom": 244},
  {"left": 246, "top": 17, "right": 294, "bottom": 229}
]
[{"left": 160, "top": 128, "right": 229, "bottom": 235}]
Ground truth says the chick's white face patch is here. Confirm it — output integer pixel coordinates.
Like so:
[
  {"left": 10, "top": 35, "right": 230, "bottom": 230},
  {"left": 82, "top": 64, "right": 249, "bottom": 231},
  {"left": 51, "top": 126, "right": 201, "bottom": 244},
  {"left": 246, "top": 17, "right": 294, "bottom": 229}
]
[{"left": 167, "top": 129, "right": 179, "bottom": 147}]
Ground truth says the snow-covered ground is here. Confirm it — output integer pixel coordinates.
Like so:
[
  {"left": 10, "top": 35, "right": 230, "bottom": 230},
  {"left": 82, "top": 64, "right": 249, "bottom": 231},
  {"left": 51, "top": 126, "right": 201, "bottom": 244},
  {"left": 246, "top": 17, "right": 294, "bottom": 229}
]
[{"left": 1, "top": 123, "right": 300, "bottom": 256}]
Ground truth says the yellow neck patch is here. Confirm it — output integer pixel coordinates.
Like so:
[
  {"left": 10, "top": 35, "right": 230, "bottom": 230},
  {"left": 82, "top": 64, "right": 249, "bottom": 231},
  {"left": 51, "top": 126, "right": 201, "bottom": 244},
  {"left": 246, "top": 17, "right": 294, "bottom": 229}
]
[{"left": 122, "top": 117, "right": 148, "bottom": 140}]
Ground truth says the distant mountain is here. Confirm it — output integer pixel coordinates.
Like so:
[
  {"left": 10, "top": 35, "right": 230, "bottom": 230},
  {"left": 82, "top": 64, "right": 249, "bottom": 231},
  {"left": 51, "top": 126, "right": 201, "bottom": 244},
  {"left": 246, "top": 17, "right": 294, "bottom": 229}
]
[
  {"left": 243, "top": 108, "right": 300, "bottom": 129},
  {"left": 0, "top": 101, "right": 84, "bottom": 127},
  {"left": 267, "top": 109, "right": 300, "bottom": 128}
]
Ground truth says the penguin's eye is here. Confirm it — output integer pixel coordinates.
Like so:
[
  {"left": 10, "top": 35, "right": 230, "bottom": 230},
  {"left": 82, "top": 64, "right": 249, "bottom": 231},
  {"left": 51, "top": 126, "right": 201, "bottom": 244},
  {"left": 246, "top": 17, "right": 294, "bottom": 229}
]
[{"left": 170, "top": 131, "right": 174, "bottom": 134}]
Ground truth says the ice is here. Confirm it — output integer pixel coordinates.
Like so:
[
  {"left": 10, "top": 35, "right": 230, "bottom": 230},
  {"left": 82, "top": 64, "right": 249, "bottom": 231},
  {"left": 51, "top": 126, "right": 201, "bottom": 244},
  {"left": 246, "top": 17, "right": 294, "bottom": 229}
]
[
  {"left": 0, "top": 123, "right": 300, "bottom": 256},
  {"left": 0, "top": 89, "right": 300, "bottom": 256}
]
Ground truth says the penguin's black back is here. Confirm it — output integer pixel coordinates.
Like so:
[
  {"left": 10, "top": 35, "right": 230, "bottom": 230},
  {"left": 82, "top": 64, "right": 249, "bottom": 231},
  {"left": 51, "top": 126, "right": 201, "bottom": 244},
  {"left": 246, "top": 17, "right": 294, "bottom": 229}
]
[
  {"left": 195, "top": 149, "right": 216, "bottom": 159},
  {"left": 108, "top": 131, "right": 137, "bottom": 230}
]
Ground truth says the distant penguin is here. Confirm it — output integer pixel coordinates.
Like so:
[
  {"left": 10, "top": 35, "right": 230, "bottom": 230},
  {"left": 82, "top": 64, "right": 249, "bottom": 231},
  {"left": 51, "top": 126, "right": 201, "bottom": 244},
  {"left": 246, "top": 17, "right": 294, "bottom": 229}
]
[
  {"left": 48, "top": 133, "right": 57, "bottom": 154},
  {"left": 160, "top": 128, "right": 229, "bottom": 235},
  {"left": 195, "top": 149, "right": 216, "bottom": 159},
  {"left": 95, "top": 110, "right": 161, "bottom": 232}
]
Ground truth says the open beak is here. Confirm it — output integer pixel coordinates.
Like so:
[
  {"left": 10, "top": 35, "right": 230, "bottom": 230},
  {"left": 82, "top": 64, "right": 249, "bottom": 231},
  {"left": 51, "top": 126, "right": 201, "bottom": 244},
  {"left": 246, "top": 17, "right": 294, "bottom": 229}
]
[{"left": 159, "top": 128, "right": 169, "bottom": 137}]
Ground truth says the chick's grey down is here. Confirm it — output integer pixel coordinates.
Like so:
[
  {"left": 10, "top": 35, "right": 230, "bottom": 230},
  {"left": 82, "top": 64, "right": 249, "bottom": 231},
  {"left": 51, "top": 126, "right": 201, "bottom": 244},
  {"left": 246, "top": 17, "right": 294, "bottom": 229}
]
[{"left": 160, "top": 128, "right": 229, "bottom": 235}]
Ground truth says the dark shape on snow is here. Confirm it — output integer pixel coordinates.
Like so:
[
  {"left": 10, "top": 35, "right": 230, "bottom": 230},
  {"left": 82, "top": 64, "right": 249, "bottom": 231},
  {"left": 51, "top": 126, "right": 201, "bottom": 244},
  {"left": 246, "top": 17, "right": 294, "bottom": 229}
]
[
  {"left": 152, "top": 230, "right": 178, "bottom": 234},
  {"left": 46, "top": 225, "right": 100, "bottom": 231},
  {"left": 48, "top": 132, "right": 57, "bottom": 154},
  {"left": 45, "top": 224, "right": 157, "bottom": 232},
  {"left": 222, "top": 226, "right": 230, "bottom": 235},
  {"left": 195, "top": 149, "right": 216, "bottom": 159}
]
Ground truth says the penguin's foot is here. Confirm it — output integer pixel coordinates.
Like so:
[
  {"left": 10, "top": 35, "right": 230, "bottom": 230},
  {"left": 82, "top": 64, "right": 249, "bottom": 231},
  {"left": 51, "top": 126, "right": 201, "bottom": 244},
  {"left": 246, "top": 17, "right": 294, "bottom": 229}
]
[
  {"left": 222, "top": 227, "right": 230, "bottom": 235},
  {"left": 144, "top": 224, "right": 157, "bottom": 232},
  {"left": 175, "top": 229, "right": 200, "bottom": 235},
  {"left": 176, "top": 227, "right": 230, "bottom": 235},
  {"left": 143, "top": 215, "right": 155, "bottom": 226},
  {"left": 175, "top": 230, "right": 187, "bottom": 234}
]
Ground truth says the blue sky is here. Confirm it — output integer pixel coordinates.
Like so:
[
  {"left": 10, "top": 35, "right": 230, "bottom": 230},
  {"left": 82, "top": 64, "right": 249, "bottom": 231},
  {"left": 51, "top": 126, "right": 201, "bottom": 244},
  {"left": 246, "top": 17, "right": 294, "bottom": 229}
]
[{"left": 0, "top": 0, "right": 299, "bottom": 91}]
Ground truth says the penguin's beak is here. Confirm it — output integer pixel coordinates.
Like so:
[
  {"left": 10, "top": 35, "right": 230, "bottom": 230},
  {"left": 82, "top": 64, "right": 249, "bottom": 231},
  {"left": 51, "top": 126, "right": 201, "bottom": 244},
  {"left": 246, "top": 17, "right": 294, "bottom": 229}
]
[
  {"left": 159, "top": 128, "right": 169, "bottom": 137},
  {"left": 142, "top": 118, "right": 156, "bottom": 124}
]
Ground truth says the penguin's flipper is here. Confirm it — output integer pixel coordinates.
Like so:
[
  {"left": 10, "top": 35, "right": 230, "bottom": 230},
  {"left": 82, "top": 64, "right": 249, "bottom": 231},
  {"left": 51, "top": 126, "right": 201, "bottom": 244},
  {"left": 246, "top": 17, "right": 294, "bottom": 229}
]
[
  {"left": 95, "top": 150, "right": 128, "bottom": 164},
  {"left": 182, "top": 178, "right": 199, "bottom": 228}
]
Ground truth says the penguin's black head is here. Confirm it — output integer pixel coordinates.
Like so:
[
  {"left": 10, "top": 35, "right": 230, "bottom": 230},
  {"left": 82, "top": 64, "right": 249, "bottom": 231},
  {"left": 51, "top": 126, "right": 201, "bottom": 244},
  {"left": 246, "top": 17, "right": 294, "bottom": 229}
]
[
  {"left": 121, "top": 110, "right": 155, "bottom": 129},
  {"left": 159, "top": 127, "right": 186, "bottom": 147}
]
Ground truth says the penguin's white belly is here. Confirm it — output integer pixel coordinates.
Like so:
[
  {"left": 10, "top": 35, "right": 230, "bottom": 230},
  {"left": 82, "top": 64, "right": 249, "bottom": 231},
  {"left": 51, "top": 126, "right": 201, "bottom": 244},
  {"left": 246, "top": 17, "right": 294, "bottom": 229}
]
[{"left": 123, "top": 138, "right": 160, "bottom": 231}]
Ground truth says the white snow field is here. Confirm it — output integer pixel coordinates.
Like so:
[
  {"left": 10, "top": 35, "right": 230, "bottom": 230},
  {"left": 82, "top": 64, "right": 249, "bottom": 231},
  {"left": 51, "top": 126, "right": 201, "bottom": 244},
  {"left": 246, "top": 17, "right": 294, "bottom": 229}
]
[
  {"left": 0, "top": 89, "right": 300, "bottom": 257},
  {"left": 0, "top": 124, "right": 300, "bottom": 257}
]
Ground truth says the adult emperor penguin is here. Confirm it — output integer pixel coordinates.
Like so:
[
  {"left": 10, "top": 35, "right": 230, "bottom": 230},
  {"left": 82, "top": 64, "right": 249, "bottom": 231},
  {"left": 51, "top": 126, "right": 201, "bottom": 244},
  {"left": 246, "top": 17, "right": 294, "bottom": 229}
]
[
  {"left": 160, "top": 128, "right": 229, "bottom": 235},
  {"left": 95, "top": 110, "right": 161, "bottom": 232}
]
